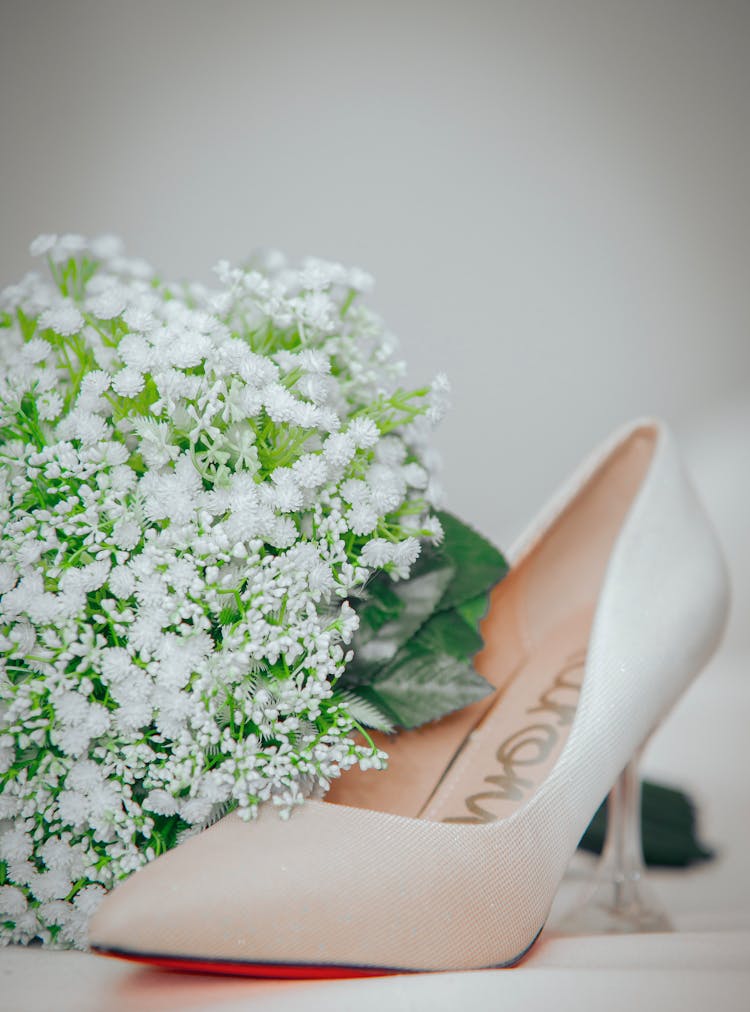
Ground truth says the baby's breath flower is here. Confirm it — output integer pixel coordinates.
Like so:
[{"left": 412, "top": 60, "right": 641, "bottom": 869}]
[
  {"left": 360, "top": 538, "right": 395, "bottom": 568},
  {"left": 0, "top": 232, "right": 446, "bottom": 950},
  {"left": 29, "top": 234, "right": 58, "bottom": 257},
  {"left": 38, "top": 302, "right": 84, "bottom": 337},
  {"left": 348, "top": 417, "right": 380, "bottom": 449}
]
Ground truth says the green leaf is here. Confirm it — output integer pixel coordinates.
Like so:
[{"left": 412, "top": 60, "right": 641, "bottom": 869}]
[
  {"left": 434, "top": 511, "right": 508, "bottom": 612},
  {"left": 337, "top": 690, "right": 396, "bottom": 733},
  {"left": 218, "top": 602, "right": 240, "bottom": 627},
  {"left": 355, "top": 577, "right": 405, "bottom": 637},
  {"left": 366, "top": 652, "right": 493, "bottom": 730},
  {"left": 346, "top": 564, "right": 454, "bottom": 685},
  {"left": 411, "top": 609, "right": 485, "bottom": 661},
  {"left": 341, "top": 513, "right": 508, "bottom": 730},
  {"left": 366, "top": 610, "right": 493, "bottom": 728},
  {"left": 457, "top": 592, "right": 491, "bottom": 632}
]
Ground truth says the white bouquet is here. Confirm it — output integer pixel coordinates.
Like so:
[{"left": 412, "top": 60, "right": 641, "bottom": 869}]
[{"left": 0, "top": 234, "right": 453, "bottom": 946}]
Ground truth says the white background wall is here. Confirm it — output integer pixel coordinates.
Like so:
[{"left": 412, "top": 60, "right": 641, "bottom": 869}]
[{"left": 1, "top": 0, "right": 748, "bottom": 636}]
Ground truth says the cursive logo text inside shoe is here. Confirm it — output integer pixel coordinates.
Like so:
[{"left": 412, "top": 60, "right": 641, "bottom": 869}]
[{"left": 442, "top": 649, "right": 585, "bottom": 824}]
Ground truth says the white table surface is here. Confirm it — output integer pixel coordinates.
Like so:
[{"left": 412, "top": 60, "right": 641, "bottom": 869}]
[{"left": 2, "top": 648, "right": 748, "bottom": 1012}]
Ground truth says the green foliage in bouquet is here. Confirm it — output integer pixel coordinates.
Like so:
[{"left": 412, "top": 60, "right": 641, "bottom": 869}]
[{"left": 343, "top": 511, "right": 508, "bottom": 729}]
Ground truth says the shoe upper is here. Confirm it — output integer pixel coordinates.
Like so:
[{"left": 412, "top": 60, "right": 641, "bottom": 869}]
[{"left": 87, "top": 418, "right": 729, "bottom": 971}]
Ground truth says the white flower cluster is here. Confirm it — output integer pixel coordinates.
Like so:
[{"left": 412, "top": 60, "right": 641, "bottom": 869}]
[{"left": 0, "top": 234, "right": 448, "bottom": 948}]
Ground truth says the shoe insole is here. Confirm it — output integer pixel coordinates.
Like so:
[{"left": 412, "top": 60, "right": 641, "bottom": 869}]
[
  {"left": 328, "top": 607, "right": 591, "bottom": 823},
  {"left": 421, "top": 610, "right": 589, "bottom": 823}
]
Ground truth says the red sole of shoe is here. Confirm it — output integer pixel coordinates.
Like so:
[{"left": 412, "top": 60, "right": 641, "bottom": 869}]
[
  {"left": 92, "top": 947, "right": 399, "bottom": 979},
  {"left": 91, "top": 927, "right": 543, "bottom": 979}
]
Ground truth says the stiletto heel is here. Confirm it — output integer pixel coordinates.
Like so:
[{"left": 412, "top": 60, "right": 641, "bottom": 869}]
[{"left": 559, "top": 748, "right": 672, "bottom": 934}]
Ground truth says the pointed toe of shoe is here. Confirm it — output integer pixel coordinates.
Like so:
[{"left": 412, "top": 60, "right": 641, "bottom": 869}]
[
  {"left": 88, "top": 813, "right": 275, "bottom": 962},
  {"left": 87, "top": 840, "right": 225, "bottom": 959},
  {"left": 87, "top": 803, "right": 381, "bottom": 965},
  {"left": 88, "top": 804, "right": 394, "bottom": 966},
  {"left": 87, "top": 800, "right": 548, "bottom": 972}
]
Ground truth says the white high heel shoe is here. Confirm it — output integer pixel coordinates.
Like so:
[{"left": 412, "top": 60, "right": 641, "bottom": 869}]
[{"left": 88, "top": 418, "right": 729, "bottom": 975}]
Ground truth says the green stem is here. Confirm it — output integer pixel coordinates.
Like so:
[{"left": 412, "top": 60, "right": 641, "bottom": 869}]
[
  {"left": 339, "top": 288, "right": 356, "bottom": 318},
  {"left": 348, "top": 717, "right": 378, "bottom": 752}
]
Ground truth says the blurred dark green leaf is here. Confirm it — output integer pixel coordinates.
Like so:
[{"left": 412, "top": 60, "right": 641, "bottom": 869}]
[{"left": 579, "top": 781, "right": 714, "bottom": 867}]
